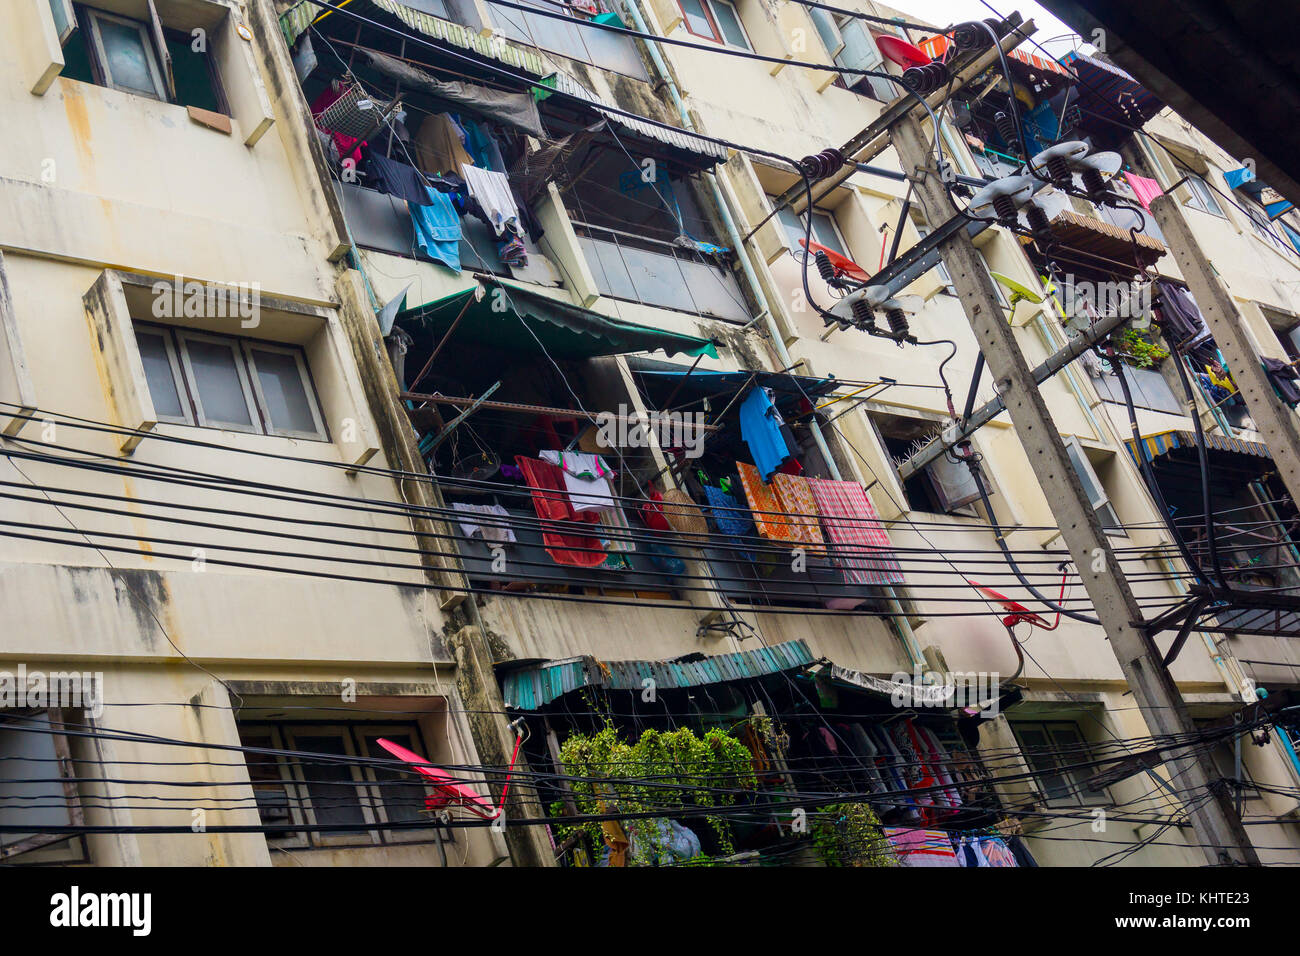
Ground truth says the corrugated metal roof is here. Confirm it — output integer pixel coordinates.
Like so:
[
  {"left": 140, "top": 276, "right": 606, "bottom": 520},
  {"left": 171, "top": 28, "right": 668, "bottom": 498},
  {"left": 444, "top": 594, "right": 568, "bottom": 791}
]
[
  {"left": 1124, "top": 429, "right": 1272, "bottom": 467},
  {"left": 501, "top": 639, "right": 815, "bottom": 710},
  {"left": 541, "top": 72, "right": 730, "bottom": 164},
  {"left": 280, "top": 1, "right": 547, "bottom": 76}
]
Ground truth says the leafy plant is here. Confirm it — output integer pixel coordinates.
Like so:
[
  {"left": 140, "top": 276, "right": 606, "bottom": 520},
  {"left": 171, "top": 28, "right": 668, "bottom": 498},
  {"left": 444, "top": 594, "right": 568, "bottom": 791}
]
[
  {"left": 552, "top": 724, "right": 757, "bottom": 865},
  {"left": 810, "top": 802, "right": 897, "bottom": 867},
  {"left": 1111, "top": 328, "right": 1170, "bottom": 368}
]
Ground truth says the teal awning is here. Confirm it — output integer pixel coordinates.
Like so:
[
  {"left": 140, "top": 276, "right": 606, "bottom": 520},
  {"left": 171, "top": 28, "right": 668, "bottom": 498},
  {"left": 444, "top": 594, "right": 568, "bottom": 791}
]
[
  {"left": 400, "top": 279, "right": 719, "bottom": 360},
  {"left": 279, "top": 0, "right": 547, "bottom": 76},
  {"left": 500, "top": 639, "right": 815, "bottom": 710}
]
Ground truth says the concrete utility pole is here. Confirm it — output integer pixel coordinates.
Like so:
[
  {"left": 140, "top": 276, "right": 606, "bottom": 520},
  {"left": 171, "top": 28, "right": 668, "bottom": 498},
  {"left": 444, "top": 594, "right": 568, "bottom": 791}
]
[
  {"left": 890, "top": 112, "right": 1259, "bottom": 866},
  {"left": 1126, "top": 142, "right": 1300, "bottom": 511}
]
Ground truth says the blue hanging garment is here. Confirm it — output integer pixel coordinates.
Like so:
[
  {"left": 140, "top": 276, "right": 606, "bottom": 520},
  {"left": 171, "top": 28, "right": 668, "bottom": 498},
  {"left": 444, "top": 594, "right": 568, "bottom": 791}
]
[
  {"left": 410, "top": 185, "right": 462, "bottom": 273},
  {"left": 739, "top": 387, "right": 793, "bottom": 480}
]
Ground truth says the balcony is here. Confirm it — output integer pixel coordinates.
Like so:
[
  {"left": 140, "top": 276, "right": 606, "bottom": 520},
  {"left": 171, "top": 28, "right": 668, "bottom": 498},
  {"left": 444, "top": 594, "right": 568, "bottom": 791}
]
[{"left": 575, "top": 223, "right": 750, "bottom": 323}]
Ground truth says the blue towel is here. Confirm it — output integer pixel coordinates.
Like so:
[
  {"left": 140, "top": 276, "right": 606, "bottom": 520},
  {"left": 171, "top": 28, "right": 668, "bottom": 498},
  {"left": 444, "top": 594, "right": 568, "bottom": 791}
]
[
  {"left": 410, "top": 185, "right": 462, "bottom": 273},
  {"left": 702, "top": 485, "right": 755, "bottom": 562},
  {"left": 738, "top": 387, "right": 791, "bottom": 481}
]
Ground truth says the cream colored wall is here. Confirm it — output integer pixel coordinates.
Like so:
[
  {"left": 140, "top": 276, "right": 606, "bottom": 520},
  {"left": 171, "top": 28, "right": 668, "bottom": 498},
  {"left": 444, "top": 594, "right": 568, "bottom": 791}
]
[{"left": 0, "top": 1, "right": 495, "bottom": 866}]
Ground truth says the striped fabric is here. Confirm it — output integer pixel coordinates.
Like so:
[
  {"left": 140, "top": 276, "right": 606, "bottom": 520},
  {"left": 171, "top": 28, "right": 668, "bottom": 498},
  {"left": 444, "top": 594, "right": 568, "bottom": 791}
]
[
  {"left": 883, "top": 827, "right": 959, "bottom": 867},
  {"left": 806, "top": 478, "right": 905, "bottom": 586}
]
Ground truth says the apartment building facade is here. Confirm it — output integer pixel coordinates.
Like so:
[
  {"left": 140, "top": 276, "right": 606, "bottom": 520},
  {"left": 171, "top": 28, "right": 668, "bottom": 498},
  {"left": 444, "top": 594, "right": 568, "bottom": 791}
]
[{"left": 4, "top": 0, "right": 1299, "bottom": 867}]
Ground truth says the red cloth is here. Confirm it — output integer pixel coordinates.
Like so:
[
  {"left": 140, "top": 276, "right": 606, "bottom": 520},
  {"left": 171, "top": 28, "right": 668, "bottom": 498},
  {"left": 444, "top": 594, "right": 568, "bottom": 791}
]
[
  {"left": 515, "top": 456, "right": 606, "bottom": 567},
  {"left": 640, "top": 487, "right": 672, "bottom": 532},
  {"left": 805, "top": 477, "right": 904, "bottom": 586}
]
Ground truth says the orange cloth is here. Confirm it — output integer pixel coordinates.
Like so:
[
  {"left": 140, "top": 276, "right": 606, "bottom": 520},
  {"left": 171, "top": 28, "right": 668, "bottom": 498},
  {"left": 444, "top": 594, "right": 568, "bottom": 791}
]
[
  {"left": 771, "top": 473, "right": 826, "bottom": 554},
  {"left": 736, "top": 462, "right": 825, "bottom": 554},
  {"left": 737, "top": 462, "right": 798, "bottom": 543}
]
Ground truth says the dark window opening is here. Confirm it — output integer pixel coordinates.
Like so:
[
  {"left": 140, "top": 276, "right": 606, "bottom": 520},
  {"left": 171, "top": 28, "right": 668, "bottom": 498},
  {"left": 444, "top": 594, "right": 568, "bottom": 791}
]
[
  {"left": 60, "top": 3, "right": 227, "bottom": 114},
  {"left": 871, "top": 411, "right": 982, "bottom": 516}
]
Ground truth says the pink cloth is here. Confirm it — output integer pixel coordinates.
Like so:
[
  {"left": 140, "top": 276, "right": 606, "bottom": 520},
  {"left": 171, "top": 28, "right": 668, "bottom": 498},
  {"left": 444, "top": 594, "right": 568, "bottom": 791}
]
[
  {"left": 805, "top": 478, "right": 904, "bottom": 586},
  {"left": 1123, "top": 171, "right": 1164, "bottom": 211}
]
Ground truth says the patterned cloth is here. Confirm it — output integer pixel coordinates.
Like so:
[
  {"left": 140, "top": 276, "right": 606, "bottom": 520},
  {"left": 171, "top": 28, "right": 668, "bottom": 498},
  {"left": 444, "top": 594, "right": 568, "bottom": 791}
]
[
  {"left": 515, "top": 456, "right": 606, "bottom": 567},
  {"left": 882, "top": 827, "right": 959, "bottom": 867},
  {"left": 736, "top": 463, "right": 822, "bottom": 551},
  {"left": 805, "top": 477, "right": 904, "bottom": 586},
  {"left": 980, "top": 837, "right": 1019, "bottom": 867},
  {"left": 736, "top": 462, "right": 796, "bottom": 543},
  {"left": 701, "top": 484, "right": 756, "bottom": 561},
  {"left": 770, "top": 474, "right": 826, "bottom": 554}
]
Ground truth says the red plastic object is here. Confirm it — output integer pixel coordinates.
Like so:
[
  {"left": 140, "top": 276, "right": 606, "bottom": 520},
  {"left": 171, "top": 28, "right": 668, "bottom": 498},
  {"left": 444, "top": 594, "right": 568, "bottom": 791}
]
[
  {"left": 376, "top": 737, "right": 499, "bottom": 818},
  {"left": 799, "top": 239, "right": 872, "bottom": 284},
  {"left": 967, "top": 580, "right": 1062, "bottom": 631},
  {"left": 876, "top": 35, "right": 932, "bottom": 69}
]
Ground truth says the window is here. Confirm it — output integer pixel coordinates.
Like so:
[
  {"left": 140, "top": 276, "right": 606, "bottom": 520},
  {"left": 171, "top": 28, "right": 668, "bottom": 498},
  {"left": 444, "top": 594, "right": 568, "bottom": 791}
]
[
  {"left": 1243, "top": 201, "right": 1297, "bottom": 258},
  {"left": 676, "top": 0, "right": 750, "bottom": 49},
  {"left": 809, "top": 6, "right": 843, "bottom": 58},
  {"left": 774, "top": 201, "right": 849, "bottom": 257},
  {"left": 49, "top": 0, "right": 77, "bottom": 44},
  {"left": 239, "top": 722, "right": 445, "bottom": 849},
  {"left": 834, "top": 19, "right": 900, "bottom": 102},
  {"left": 1, "top": 711, "right": 85, "bottom": 862},
  {"left": 1182, "top": 174, "right": 1225, "bottom": 218},
  {"left": 1011, "top": 720, "right": 1107, "bottom": 807},
  {"left": 871, "top": 411, "right": 984, "bottom": 515},
  {"left": 135, "top": 324, "right": 327, "bottom": 439},
  {"left": 62, "top": 2, "right": 227, "bottom": 113},
  {"left": 1064, "top": 436, "right": 1123, "bottom": 533},
  {"left": 85, "top": 8, "right": 168, "bottom": 100}
]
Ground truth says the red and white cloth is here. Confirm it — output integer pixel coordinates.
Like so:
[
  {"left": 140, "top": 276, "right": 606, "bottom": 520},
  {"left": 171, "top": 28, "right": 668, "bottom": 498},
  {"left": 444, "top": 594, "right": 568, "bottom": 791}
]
[{"left": 805, "top": 478, "right": 904, "bottom": 586}]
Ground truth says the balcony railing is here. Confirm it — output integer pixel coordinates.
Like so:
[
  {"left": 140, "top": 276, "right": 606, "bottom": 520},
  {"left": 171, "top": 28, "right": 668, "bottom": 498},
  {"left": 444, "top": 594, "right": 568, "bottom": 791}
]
[{"left": 574, "top": 223, "right": 751, "bottom": 323}]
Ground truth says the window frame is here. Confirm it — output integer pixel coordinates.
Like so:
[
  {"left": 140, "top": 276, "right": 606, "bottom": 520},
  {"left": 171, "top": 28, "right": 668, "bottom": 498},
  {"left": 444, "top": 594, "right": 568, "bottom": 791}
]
[
  {"left": 282, "top": 724, "right": 381, "bottom": 848},
  {"left": 135, "top": 323, "right": 329, "bottom": 441},
  {"left": 50, "top": 0, "right": 78, "bottom": 45},
  {"left": 809, "top": 5, "right": 844, "bottom": 58},
  {"left": 1182, "top": 174, "right": 1226, "bottom": 219},
  {"left": 241, "top": 725, "right": 311, "bottom": 850},
  {"left": 1011, "top": 719, "right": 1109, "bottom": 808},
  {"left": 1063, "top": 436, "right": 1124, "bottom": 535},
  {"left": 173, "top": 328, "right": 262, "bottom": 434},
  {"left": 675, "top": 0, "right": 751, "bottom": 50},
  {"left": 241, "top": 721, "right": 448, "bottom": 851},
  {"left": 241, "top": 340, "right": 329, "bottom": 440},
  {"left": 0, "top": 708, "right": 87, "bottom": 862},
  {"left": 134, "top": 325, "right": 192, "bottom": 425},
  {"left": 773, "top": 199, "right": 849, "bottom": 258},
  {"left": 82, "top": 6, "right": 169, "bottom": 101}
]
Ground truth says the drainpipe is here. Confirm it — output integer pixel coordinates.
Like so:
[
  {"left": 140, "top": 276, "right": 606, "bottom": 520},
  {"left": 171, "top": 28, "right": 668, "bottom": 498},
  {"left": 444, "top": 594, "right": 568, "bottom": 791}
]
[
  {"left": 624, "top": 0, "right": 925, "bottom": 669},
  {"left": 1033, "top": 312, "right": 1103, "bottom": 441}
]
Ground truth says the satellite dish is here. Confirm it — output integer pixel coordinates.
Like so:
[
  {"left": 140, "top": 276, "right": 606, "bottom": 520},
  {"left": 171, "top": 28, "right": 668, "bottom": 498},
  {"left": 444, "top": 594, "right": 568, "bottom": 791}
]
[
  {"left": 876, "top": 34, "right": 932, "bottom": 68},
  {"left": 990, "top": 272, "right": 1044, "bottom": 308}
]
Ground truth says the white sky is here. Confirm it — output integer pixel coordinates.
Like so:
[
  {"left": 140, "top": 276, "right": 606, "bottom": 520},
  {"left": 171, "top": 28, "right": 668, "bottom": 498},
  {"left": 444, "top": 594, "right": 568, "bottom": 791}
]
[{"left": 892, "top": 0, "right": 1092, "bottom": 57}]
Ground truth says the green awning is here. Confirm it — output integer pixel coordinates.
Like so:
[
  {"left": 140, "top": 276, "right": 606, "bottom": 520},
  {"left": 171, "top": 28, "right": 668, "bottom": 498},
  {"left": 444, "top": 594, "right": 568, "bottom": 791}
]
[
  {"left": 500, "top": 639, "right": 815, "bottom": 710},
  {"left": 279, "top": 0, "right": 547, "bottom": 76},
  {"left": 399, "top": 279, "right": 719, "bottom": 360}
]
